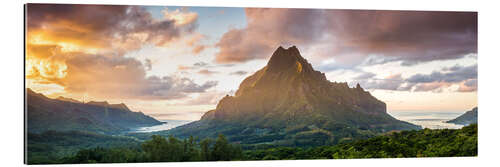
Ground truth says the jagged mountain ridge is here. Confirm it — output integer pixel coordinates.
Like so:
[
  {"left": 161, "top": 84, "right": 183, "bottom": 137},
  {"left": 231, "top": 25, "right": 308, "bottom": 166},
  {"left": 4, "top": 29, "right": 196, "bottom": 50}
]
[
  {"left": 204, "top": 46, "right": 392, "bottom": 125},
  {"left": 26, "top": 88, "right": 162, "bottom": 134},
  {"left": 167, "top": 46, "right": 420, "bottom": 146}
]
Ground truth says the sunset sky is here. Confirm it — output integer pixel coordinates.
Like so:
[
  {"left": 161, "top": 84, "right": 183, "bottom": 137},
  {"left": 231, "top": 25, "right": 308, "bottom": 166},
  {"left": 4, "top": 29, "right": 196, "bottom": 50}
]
[{"left": 25, "top": 4, "right": 477, "bottom": 120}]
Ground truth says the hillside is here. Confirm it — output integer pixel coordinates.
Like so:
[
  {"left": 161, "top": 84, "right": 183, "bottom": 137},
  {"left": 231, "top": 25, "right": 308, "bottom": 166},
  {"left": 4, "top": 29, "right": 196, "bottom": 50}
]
[
  {"left": 245, "top": 124, "right": 477, "bottom": 159},
  {"left": 167, "top": 46, "right": 420, "bottom": 146},
  {"left": 447, "top": 107, "right": 478, "bottom": 125},
  {"left": 26, "top": 88, "right": 162, "bottom": 134}
]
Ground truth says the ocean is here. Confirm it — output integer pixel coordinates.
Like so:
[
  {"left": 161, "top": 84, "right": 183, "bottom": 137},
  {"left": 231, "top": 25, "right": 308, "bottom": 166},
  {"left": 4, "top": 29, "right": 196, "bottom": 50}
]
[
  {"left": 133, "top": 111, "right": 465, "bottom": 133},
  {"left": 131, "top": 119, "right": 193, "bottom": 133},
  {"left": 388, "top": 111, "right": 465, "bottom": 129}
]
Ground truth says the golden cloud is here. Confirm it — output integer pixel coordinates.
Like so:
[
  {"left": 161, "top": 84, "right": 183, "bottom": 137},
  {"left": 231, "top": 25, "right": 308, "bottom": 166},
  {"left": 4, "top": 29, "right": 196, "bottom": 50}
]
[{"left": 25, "top": 4, "right": 216, "bottom": 100}]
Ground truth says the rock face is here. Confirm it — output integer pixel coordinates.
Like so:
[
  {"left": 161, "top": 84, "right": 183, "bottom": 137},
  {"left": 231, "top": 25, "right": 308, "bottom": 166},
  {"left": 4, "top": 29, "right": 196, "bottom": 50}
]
[
  {"left": 26, "top": 88, "right": 162, "bottom": 134},
  {"left": 169, "top": 46, "right": 419, "bottom": 146},
  {"left": 209, "top": 46, "right": 392, "bottom": 126},
  {"left": 447, "top": 107, "right": 478, "bottom": 125}
]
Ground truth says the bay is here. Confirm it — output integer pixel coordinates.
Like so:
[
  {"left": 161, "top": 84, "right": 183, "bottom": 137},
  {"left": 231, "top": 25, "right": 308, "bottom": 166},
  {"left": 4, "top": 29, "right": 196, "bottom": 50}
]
[
  {"left": 388, "top": 111, "right": 464, "bottom": 129},
  {"left": 132, "top": 119, "right": 193, "bottom": 133}
]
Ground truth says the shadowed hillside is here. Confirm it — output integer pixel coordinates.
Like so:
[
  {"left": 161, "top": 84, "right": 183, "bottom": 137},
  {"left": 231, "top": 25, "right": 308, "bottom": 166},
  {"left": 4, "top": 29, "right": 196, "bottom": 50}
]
[
  {"left": 447, "top": 107, "right": 478, "bottom": 125},
  {"left": 26, "top": 88, "right": 162, "bottom": 134}
]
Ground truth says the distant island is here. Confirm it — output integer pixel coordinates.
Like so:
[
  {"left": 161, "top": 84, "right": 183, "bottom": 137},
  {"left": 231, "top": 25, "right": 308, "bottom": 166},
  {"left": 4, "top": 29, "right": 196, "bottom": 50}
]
[{"left": 447, "top": 107, "right": 478, "bottom": 125}]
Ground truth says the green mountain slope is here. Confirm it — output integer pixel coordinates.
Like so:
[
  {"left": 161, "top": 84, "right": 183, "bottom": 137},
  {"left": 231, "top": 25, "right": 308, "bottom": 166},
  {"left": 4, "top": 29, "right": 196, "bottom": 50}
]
[
  {"left": 246, "top": 124, "right": 477, "bottom": 159},
  {"left": 167, "top": 46, "right": 420, "bottom": 146},
  {"left": 26, "top": 88, "right": 162, "bottom": 134},
  {"left": 447, "top": 107, "right": 478, "bottom": 125}
]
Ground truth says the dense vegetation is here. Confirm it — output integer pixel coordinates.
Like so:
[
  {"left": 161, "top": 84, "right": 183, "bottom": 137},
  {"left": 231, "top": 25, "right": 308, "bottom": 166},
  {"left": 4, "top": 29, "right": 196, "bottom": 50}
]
[
  {"left": 27, "top": 130, "right": 140, "bottom": 164},
  {"left": 27, "top": 124, "right": 477, "bottom": 164},
  {"left": 245, "top": 124, "right": 477, "bottom": 160},
  {"left": 161, "top": 121, "right": 382, "bottom": 149},
  {"left": 59, "top": 134, "right": 243, "bottom": 164}
]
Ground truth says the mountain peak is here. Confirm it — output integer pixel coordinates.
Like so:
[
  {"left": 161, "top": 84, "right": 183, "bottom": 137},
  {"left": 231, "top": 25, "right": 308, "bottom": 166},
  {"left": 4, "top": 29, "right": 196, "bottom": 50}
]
[
  {"left": 267, "top": 46, "right": 311, "bottom": 74},
  {"left": 172, "top": 45, "right": 420, "bottom": 146},
  {"left": 26, "top": 88, "right": 48, "bottom": 99}
]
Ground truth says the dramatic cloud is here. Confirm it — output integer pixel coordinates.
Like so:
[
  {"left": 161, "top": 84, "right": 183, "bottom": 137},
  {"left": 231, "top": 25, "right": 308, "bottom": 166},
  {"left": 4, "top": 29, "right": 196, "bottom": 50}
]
[
  {"left": 26, "top": 4, "right": 220, "bottom": 100},
  {"left": 406, "top": 64, "right": 477, "bottom": 92},
  {"left": 27, "top": 44, "right": 217, "bottom": 100},
  {"left": 215, "top": 8, "right": 325, "bottom": 63},
  {"left": 324, "top": 10, "right": 477, "bottom": 66},
  {"left": 406, "top": 64, "right": 477, "bottom": 84},
  {"left": 27, "top": 4, "right": 198, "bottom": 54},
  {"left": 353, "top": 64, "right": 477, "bottom": 92},
  {"left": 215, "top": 9, "right": 477, "bottom": 67}
]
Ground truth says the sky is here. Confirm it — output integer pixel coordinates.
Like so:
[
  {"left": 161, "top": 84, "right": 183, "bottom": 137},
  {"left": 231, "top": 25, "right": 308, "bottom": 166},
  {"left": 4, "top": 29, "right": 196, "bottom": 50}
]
[{"left": 25, "top": 4, "right": 477, "bottom": 120}]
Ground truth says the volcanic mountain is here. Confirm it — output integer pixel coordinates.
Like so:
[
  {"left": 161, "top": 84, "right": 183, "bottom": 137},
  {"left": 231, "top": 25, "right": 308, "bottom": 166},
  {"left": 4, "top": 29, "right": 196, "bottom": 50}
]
[{"left": 168, "top": 46, "right": 420, "bottom": 146}]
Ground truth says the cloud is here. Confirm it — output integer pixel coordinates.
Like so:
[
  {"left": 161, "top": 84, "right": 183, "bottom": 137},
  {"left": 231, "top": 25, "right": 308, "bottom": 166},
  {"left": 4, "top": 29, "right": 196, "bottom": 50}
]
[
  {"left": 162, "top": 7, "right": 198, "bottom": 26},
  {"left": 197, "top": 69, "right": 219, "bottom": 75},
  {"left": 26, "top": 4, "right": 222, "bottom": 100},
  {"left": 353, "top": 73, "right": 407, "bottom": 91},
  {"left": 27, "top": 44, "right": 217, "bottom": 100},
  {"left": 406, "top": 64, "right": 477, "bottom": 83},
  {"left": 176, "top": 61, "right": 236, "bottom": 73},
  {"left": 27, "top": 4, "right": 198, "bottom": 54},
  {"left": 180, "top": 91, "right": 230, "bottom": 105},
  {"left": 185, "top": 33, "right": 207, "bottom": 54},
  {"left": 144, "top": 58, "right": 152, "bottom": 71},
  {"left": 325, "top": 10, "right": 477, "bottom": 66},
  {"left": 192, "top": 45, "right": 206, "bottom": 54},
  {"left": 177, "top": 61, "right": 210, "bottom": 71},
  {"left": 353, "top": 64, "right": 477, "bottom": 92},
  {"left": 215, "top": 8, "right": 325, "bottom": 63},
  {"left": 412, "top": 82, "right": 451, "bottom": 92},
  {"left": 215, "top": 9, "right": 476, "bottom": 67},
  {"left": 353, "top": 72, "right": 376, "bottom": 80},
  {"left": 229, "top": 71, "right": 248, "bottom": 76},
  {"left": 458, "top": 79, "right": 477, "bottom": 92},
  {"left": 405, "top": 64, "right": 477, "bottom": 92},
  {"left": 193, "top": 62, "right": 209, "bottom": 67}
]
